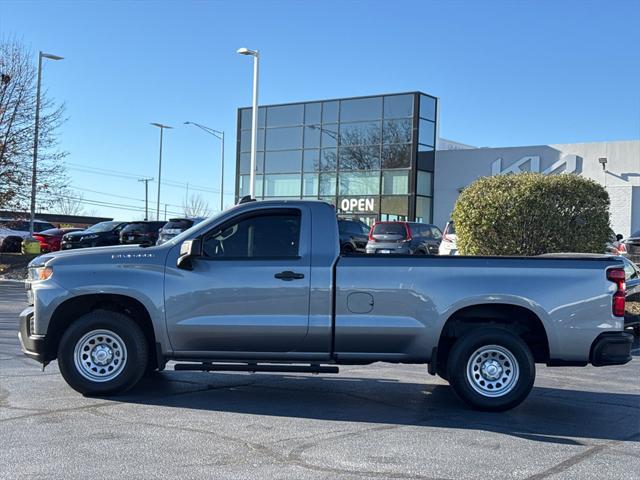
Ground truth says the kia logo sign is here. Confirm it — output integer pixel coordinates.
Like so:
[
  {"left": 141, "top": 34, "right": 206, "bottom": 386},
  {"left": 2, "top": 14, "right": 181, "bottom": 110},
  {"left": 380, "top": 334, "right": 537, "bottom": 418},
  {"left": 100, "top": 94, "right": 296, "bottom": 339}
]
[
  {"left": 340, "top": 198, "right": 375, "bottom": 212},
  {"left": 491, "top": 154, "right": 579, "bottom": 176}
]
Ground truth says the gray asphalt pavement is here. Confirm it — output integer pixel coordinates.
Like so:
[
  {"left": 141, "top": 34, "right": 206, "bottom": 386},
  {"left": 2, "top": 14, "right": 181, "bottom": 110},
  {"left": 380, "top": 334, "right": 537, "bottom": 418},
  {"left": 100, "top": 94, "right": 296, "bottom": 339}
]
[{"left": 1, "top": 280, "right": 639, "bottom": 479}]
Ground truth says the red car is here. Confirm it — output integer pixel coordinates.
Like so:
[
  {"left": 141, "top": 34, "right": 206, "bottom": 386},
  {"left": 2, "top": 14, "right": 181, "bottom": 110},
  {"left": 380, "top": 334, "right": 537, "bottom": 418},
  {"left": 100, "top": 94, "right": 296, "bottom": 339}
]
[{"left": 32, "top": 228, "right": 84, "bottom": 253}]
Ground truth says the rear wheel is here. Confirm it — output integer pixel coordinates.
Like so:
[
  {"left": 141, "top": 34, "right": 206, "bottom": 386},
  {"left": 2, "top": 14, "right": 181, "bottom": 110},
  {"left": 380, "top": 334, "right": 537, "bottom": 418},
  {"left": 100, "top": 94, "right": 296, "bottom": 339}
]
[
  {"left": 58, "top": 310, "right": 148, "bottom": 396},
  {"left": 447, "top": 328, "right": 535, "bottom": 411}
]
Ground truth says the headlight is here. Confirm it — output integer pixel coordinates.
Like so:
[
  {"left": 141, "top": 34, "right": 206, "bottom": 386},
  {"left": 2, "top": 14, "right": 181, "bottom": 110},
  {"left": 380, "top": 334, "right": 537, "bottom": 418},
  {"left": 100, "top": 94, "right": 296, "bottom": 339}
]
[
  {"left": 81, "top": 234, "right": 99, "bottom": 241},
  {"left": 29, "top": 266, "right": 53, "bottom": 281}
]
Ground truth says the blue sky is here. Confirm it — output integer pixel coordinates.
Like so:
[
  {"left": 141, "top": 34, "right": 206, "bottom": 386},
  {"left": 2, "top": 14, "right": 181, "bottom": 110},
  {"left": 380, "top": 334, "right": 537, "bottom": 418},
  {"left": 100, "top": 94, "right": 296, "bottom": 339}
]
[{"left": 1, "top": 0, "right": 639, "bottom": 220}]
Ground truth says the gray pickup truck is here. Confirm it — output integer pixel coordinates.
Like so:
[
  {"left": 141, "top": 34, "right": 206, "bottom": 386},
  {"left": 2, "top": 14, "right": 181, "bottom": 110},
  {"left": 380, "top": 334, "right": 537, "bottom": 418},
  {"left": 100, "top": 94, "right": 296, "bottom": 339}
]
[{"left": 19, "top": 200, "right": 633, "bottom": 411}]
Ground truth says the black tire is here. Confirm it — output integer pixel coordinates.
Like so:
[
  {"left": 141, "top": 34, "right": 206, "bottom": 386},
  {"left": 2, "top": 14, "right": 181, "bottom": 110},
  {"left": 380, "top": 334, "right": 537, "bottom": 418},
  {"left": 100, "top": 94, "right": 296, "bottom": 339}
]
[
  {"left": 436, "top": 364, "right": 449, "bottom": 381},
  {"left": 57, "top": 310, "right": 148, "bottom": 396},
  {"left": 447, "top": 327, "right": 535, "bottom": 411},
  {"left": 341, "top": 244, "right": 355, "bottom": 254},
  {"left": 414, "top": 248, "right": 427, "bottom": 255}
]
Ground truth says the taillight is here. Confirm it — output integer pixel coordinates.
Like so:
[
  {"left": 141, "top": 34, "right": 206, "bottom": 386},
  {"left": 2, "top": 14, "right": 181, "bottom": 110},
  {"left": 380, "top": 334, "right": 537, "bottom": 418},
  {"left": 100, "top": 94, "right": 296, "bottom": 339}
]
[
  {"left": 617, "top": 243, "right": 627, "bottom": 254},
  {"left": 368, "top": 224, "right": 376, "bottom": 242},
  {"left": 607, "top": 268, "right": 626, "bottom": 317},
  {"left": 404, "top": 223, "right": 413, "bottom": 242}
]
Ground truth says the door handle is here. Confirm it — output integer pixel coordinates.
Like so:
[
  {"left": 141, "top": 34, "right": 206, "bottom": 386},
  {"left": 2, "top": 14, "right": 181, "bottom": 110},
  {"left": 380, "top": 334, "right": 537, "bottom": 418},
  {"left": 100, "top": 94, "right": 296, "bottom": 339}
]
[{"left": 274, "top": 271, "right": 305, "bottom": 281}]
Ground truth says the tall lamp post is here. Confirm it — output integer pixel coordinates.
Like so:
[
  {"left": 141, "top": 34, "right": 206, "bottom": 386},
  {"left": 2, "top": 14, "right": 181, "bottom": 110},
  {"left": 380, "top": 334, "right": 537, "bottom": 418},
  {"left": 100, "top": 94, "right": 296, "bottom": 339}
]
[
  {"left": 30, "top": 51, "right": 63, "bottom": 235},
  {"left": 150, "top": 123, "right": 172, "bottom": 220},
  {"left": 184, "top": 122, "right": 225, "bottom": 211},
  {"left": 236, "top": 47, "right": 259, "bottom": 198}
]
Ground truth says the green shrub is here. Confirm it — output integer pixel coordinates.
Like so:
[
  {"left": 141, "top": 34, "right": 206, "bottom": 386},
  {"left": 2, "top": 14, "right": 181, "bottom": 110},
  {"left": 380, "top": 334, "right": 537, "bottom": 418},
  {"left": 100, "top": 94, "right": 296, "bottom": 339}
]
[{"left": 452, "top": 173, "right": 611, "bottom": 256}]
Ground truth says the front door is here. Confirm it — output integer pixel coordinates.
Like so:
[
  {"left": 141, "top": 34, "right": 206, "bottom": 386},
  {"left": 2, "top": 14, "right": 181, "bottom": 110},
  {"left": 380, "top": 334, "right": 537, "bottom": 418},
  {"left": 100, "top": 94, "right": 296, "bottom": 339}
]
[{"left": 164, "top": 207, "right": 311, "bottom": 354}]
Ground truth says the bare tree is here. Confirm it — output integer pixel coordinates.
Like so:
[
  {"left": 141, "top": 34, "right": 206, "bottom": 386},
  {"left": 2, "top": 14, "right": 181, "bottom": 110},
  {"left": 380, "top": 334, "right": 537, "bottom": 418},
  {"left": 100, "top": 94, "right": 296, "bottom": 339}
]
[
  {"left": 0, "top": 37, "right": 68, "bottom": 211},
  {"left": 182, "top": 194, "right": 211, "bottom": 218},
  {"left": 54, "top": 190, "right": 84, "bottom": 216}
]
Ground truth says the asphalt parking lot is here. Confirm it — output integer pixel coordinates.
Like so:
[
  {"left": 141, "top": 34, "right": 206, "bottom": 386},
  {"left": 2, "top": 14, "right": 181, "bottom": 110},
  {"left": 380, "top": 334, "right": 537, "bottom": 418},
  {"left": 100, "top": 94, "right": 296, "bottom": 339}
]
[{"left": 1, "top": 281, "right": 639, "bottom": 479}]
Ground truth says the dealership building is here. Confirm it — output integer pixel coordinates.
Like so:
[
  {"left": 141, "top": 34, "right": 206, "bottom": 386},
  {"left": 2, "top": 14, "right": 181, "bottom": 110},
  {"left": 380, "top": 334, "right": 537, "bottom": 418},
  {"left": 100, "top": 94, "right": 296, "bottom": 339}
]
[{"left": 236, "top": 92, "right": 640, "bottom": 236}]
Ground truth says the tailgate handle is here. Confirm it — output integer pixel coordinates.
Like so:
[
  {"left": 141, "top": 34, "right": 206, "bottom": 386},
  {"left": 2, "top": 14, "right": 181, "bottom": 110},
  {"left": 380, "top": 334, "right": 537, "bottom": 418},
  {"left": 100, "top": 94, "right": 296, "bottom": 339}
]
[{"left": 274, "top": 271, "right": 305, "bottom": 281}]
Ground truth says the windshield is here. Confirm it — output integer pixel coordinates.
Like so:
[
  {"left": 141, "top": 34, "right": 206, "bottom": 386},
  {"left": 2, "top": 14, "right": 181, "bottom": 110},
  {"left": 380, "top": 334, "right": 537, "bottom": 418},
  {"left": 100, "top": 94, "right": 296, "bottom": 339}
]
[
  {"left": 85, "top": 221, "right": 123, "bottom": 233},
  {"left": 372, "top": 223, "right": 407, "bottom": 236},
  {"left": 630, "top": 230, "right": 640, "bottom": 238}
]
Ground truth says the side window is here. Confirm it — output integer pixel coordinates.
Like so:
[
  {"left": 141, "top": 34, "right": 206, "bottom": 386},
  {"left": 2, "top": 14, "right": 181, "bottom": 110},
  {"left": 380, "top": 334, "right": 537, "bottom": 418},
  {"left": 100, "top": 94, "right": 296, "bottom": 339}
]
[
  {"left": 202, "top": 211, "right": 301, "bottom": 259},
  {"left": 431, "top": 226, "right": 442, "bottom": 240},
  {"left": 624, "top": 262, "right": 637, "bottom": 280}
]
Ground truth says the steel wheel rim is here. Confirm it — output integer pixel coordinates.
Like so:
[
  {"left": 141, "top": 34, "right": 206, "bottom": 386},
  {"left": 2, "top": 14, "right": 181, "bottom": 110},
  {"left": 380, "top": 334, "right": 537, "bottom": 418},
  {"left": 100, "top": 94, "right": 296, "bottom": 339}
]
[
  {"left": 466, "top": 344, "right": 519, "bottom": 397},
  {"left": 73, "top": 329, "right": 127, "bottom": 382}
]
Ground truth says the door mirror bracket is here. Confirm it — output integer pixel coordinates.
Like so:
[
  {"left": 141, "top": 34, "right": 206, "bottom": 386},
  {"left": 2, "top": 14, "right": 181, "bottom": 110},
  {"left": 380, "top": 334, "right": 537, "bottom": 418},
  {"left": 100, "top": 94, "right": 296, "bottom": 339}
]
[{"left": 177, "top": 238, "right": 202, "bottom": 270}]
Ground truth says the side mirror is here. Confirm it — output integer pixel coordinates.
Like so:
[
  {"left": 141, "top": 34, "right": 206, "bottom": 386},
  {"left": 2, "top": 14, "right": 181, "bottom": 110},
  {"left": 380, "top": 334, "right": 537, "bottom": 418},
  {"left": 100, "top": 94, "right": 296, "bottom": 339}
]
[
  {"left": 177, "top": 238, "right": 201, "bottom": 270},
  {"left": 616, "top": 234, "right": 623, "bottom": 241}
]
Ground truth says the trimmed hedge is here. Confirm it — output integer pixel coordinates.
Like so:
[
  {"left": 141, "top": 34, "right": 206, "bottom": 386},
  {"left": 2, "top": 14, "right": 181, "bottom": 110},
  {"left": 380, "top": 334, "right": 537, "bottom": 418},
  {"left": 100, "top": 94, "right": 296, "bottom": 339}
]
[{"left": 452, "top": 173, "right": 611, "bottom": 256}]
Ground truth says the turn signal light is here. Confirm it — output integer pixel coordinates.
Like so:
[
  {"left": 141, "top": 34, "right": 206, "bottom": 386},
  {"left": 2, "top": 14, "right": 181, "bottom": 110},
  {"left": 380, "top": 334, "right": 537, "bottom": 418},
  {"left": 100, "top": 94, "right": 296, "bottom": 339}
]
[{"left": 39, "top": 267, "right": 53, "bottom": 281}]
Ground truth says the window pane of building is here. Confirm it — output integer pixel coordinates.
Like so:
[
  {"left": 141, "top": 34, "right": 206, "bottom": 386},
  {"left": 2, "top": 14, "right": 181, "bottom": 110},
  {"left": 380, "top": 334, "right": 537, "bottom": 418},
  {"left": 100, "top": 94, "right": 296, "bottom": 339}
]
[
  {"left": 240, "top": 107, "right": 266, "bottom": 129},
  {"left": 265, "top": 126, "right": 303, "bottom": 150},
  {"left": 380, "top": 196, "right": 408, "bottom": 221},
  {"left": 320, "top": 124, "right": 338, "bottom": 147},
  {"left": 340, "top": 97, "right": 382, "bottom": 123},
  {"left": 419, "top": 95, "right": 436, "bottom": 121},
  {"left": 304, "top": 125, "right": 321, "bottom": 148},
  {"left": 240, "top": 129, "right": 265, "bottom": 152},
  {"left": 418, "top": 119, "right": 435, "bottom": 147},
  {"left": 320, "top": 148, "right": 337, "bottom": 171},
  {"left": 339, "top": 121, "right": 381, "bottom": 146},
  {"left": 303, "top": 149, "right": 320, "bottom": 172},
  {"left": 339, "top": 145, "right": 380, "bottom": 171},
  {"left": 322, "top": 101, "right": 339, "bottom": 123},
  {"left": 239, "top": 174, "right": 263, "bottom": 197},
  {"left": 381, "top": 144, "right": 411, "bottom": 168},
  {"left": 319, "top": 173, "right": 337, "bottom": 195},
  {"left": 338, "top": 171, "right": 380, "bottom": 196},
  {"left": 382, "top": 170, "right": 409, "bottom": 195},
  {"left": 267, "top": 104, "right": 304, "bottom": 127},
  {"left": 302, "top": 173, "right": 318, "bottom": 196},
  {"left": 383, "top": 94, "right": 413, "bottom": 119},
  {"left": 417, "top": 170, "right": 432, "bottom": 196},
  {"left": 305, "top": 102, "right": 321, "bottom": 124},
  {"left": 383, "top": 119, "right": 412, "bottom": 144},
  {"left": 264, "top": 150, "right": 302, "bottom": 173},
  {"left": 239, "top": 152, "right": 265, "bottom": 174},
  {"left": 263, "top": 174, "right": 301, "bottom": 197},
  {"left": 416, "top": 195, "right": 432, "bottom": 223}
]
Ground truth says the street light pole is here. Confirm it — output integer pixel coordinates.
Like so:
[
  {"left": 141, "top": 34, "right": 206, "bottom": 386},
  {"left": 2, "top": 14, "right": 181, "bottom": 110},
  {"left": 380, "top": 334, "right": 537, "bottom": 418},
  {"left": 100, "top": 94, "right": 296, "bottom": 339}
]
[
  {"left": 150, "top": 123, "right": 172, "bottom": 220},
  {"left": 138, "top": 177, "right": 153, "bottom": 220},
  {"left": 184, "top": 121, "right": 225, "bottom": 211},
  {"left": 237, "top": 47, "right": 259, "bottom": 198},
  {"left": 30, "top": 51, "right": 63, "bottom": 235}
]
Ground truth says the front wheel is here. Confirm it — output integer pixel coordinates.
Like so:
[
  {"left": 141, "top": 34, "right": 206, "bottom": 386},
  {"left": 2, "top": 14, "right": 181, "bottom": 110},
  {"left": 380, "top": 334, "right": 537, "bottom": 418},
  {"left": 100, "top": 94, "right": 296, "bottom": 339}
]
[
  {"left": 447, "top": 328, "right": 535, "bottom": 411},
  {"left": 58, "top": 310, "right": 148, "bottom": 396}
]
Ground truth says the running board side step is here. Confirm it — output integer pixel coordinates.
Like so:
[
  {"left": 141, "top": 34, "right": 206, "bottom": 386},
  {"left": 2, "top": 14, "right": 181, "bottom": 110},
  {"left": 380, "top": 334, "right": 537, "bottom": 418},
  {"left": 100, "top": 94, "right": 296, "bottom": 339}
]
[{"left": 173, "top": 363, "right": 339, "bottom": 374}]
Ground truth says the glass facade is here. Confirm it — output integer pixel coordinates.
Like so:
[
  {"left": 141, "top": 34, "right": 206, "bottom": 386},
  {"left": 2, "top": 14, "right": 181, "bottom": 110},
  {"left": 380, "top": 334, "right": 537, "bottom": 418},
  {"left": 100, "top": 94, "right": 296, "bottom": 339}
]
[{"left": 237, "top": 92, "right": 437, "bottom": 225}]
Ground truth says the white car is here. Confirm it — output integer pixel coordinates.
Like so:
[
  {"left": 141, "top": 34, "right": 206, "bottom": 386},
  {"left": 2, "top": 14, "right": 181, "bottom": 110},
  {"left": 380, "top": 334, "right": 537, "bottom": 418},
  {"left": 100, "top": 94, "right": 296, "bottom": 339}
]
[{"left": 438, "top": 220, "right": 458, "bottom": 255}]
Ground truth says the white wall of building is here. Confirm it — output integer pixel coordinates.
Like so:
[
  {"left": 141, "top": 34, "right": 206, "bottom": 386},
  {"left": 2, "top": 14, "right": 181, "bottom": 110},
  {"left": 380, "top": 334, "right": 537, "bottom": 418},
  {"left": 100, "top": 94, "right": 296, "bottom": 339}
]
[{"left": 434, "top": 140, "right": 640, "bottom": 236}]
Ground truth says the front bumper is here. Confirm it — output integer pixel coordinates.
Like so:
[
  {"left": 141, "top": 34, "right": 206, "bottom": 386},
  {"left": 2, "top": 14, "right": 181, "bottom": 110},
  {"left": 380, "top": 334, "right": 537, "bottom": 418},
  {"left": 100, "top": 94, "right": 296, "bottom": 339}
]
[
  {"left": 18, "top": 306, "right": 48, "bottom": 363},
  {"left": 590, "top": 331, "right": 634, "bottom": 366}
]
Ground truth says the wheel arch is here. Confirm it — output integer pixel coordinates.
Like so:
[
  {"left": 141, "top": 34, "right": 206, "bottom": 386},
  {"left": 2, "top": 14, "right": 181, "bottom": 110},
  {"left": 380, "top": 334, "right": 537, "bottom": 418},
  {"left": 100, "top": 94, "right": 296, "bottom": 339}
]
[
  {"left": 45, "top": 293, "right": 160, "bottom": 368},
  {"left": 436, "top": 303, "right": 550, "bottom": 366}
]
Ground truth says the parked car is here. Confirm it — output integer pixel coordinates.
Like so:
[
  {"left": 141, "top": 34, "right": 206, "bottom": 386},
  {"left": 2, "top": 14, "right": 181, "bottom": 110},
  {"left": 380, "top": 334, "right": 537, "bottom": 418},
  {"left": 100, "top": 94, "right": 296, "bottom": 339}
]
[
  {"left": 0, "top": 218, "right": 56, "bottom": 252},
  {"left": 622, "top": 230, "right": 640, "bottom": 264},
  {"left": 156, "top": 217, "right": 205, "bottom": 245},
  {"left": 365, "top": 221, "right": 441, "bottom": 255},
  {"left": 20, "top": 200, "right": 632, "bottom": 411},
  {"left": 60, "top": 221, "right": 128, "bottom": 250},
  {"left": 338, "top": 218, "right": 370, "bottom": 253},
  {"left": 32, "top": 228, "right": 84, "bottom": 253},
  {"left": 119, "top": 221, "right": 166, "bottom": 245},
  {"left": 439, "top": 220, "right": 458, "bottom": 255}
]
